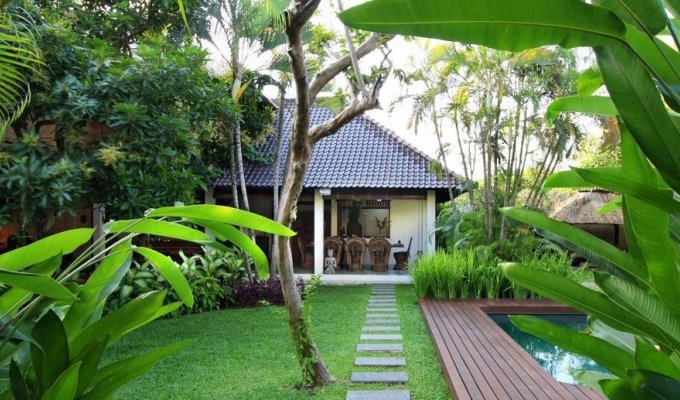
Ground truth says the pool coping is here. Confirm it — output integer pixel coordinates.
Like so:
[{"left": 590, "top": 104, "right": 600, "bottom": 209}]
[{"left": 419, "top": 298, "right": 605, "bottom": 400}]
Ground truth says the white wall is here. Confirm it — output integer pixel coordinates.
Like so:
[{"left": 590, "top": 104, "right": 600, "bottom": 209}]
[{"left": 389, "top": 199, "right": 427, "bottom": 267}]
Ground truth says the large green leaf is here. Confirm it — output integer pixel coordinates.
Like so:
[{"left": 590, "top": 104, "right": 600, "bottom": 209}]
[
  {"left": 595, "top": 44, "right": 680, "bottom": 193},
  {"left": 634, "top": 339, "right": 680, "bottom": 381},
  {"left": 589, "top": 318, "right": 636, "bottom": 355},
  {"left": 9, "top": 358, "right": 28, "bottom": 400},
  {"left": 134, "top": 247, "right": 194, "bottom": 307},
  {"left": 624, "top": 26, "right": 680, "bottom": 85},
  {"left": 501, "top": 208, "right": 648, "bottom": 282},
  {"left": 502, "top": 263, "right": 668, "bottom": 345},
  {"left": 0, "top": 269, "right": 74, "bottom": 300},
  {"left": 188, "top": 218, "right": 269, "bottom": 279},
  {"left": 577, "top": 67, "right": 604, "bottom": 97},
  {"left": 64, "top": 242, "right": 133, "bottom": 338},
  {"left": 595, "top": 272, "right": 680, "bottom": 348},
  {"left": 71, "top": 334, "right": 110, "bottom": 396},
  {"left": 629, "top": 369, "right": 680, "bottom": 399},
  {"left": 0, "top": 254, "right": 63, "bottom": 316},
  {"left": 0, "top": 229, "right": 93, "bottom": 271},
  {"left": 594, "top": 0, "right": 667, "bottom": 34},
  {"left": 600, "top": 378, "right": 637, "bottom": 399},
  {"left": 545, "top": 95, "right": 617, "bottom": 123},
  {"left": 104, "top": 219, "right": 210, "bottom": 242},
  {"left": 30, "top": 311, "right": 70, "bottom": 394},
  {"left": 147, "top": 205, "right": 295, "bottom": 236},
  {"left": 511, "top": 315, "right": 631, "bottom": 376},
  {"left": 41, "top": 362, "right": 80, "bottom": 400},
  {"left": 571, "top": 167, "right": 680, "bottom": 213},
  {"left": 340, "top": 0, "right": 625, "bottom": 51},
  {"left": 82, "top": 340, "right": 189, "bottom": 400},
  {"left": 543, "top": 170, "right": 593, "bottom": 189},
  {"left": 70, "top": 291, "right": 166, "bottom": 356}
]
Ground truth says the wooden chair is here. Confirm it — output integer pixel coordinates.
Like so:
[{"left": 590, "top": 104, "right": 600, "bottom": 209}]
[
  {"left": 344, "top": 237, "right": 367, "bottom": 272},
  {"left": 368, "top": 237, "right": 391, "bottom": 272},
  {"left": 393, "top": 237, "right": 412, "bottom": 270},
  {"left": 323, "top": 237, "right": 344, "bottom": 270},
  {"left": 297, "top": 236, "right": 314, "bottom": 270}
]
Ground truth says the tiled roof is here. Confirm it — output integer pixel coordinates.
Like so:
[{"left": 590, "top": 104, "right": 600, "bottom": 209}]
[{"left": 215, "top": 100, "right": 457, "bottom": 190}]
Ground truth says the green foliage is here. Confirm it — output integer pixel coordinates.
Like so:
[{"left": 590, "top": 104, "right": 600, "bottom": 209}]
[
  {"left": 2, "top": 9, "right": 274, "bottom": 231},
  {"left": 107, "top": 246, "right": 249, "bottom": 314},
  {"left": 340, "top": 0, "right": 680, "bottom": 396},
  {"left": 0, "top": 5, "right": 42, "bottom": 136},
  {"left": 0, "top": 204, "right": 294, "bottom": 399},
  {"left": 410, "top": 249, "right": 582, "bottom": 299},
  {"left": 0, "top": 131, "right": 90, "bottom": 238}
]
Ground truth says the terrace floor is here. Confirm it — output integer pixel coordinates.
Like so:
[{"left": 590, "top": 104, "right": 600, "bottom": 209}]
[{"left": 420, "top": 298, "right": 606, "bottom": 400}]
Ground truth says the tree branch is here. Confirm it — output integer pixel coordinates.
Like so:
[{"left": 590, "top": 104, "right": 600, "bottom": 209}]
[
  {"left": 309, "top": 76, "right": 384, "bottom": 143},
  {"left": 309, "top": 33, "right": 386, "bottom": 102}
]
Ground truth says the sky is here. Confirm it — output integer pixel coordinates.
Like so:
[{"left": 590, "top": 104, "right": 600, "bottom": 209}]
[{"left": 202, "top": 0, "right": 600, "bottom": 179}]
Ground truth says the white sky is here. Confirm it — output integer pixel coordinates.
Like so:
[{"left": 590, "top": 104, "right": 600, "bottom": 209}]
[{"left": 202, "top": 0, "right": 600, "bottom": 179}]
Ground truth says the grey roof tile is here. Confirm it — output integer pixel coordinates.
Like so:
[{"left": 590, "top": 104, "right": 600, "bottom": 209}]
[{"left": 215, "top": 100, "right": 457, "bottom": 190}]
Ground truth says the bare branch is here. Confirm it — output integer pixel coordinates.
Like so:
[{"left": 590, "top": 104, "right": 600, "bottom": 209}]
[
  {"left": 336, "top": 0, "right": 367, "bottom": 97},
  {"left": 309, "top": 76, "right": 384, "bottom": 143},
  {"left": 309, "top": 33, "right": 386, "bottom": 102}
]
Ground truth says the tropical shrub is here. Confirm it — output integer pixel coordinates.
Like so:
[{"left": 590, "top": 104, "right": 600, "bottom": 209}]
[
  {"left": 0, "top": 205, "right": 294, "bottom": 399},
  {"left": 410, "top": 249, "right": 582, "bottom": 299},
  {"left": 234, "top": 277, "right": 306, "bottom": 308},
  {"left": 342, "top": 0, "right": 680, "bottom": 397}
]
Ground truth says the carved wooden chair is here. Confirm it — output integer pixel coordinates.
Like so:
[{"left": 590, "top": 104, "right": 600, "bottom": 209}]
[
  {"left": 393, "top": 237, "right": 412, "bottom": 270},
  {"left": 297, "top": 236, "right": 314, "bottom": 270},
  {"left": 323, "top": 236, "right": 344, "bottom": 270},
  {"left": 344, "top": 237, "right": 367, "bottom": 272},
  {"left": 369, "top": 237, "right": 391, "bottom": 272}
]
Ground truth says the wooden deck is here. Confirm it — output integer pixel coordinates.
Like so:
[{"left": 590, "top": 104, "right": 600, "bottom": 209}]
[{"left": 420, "top": 299, "right": 605, "bottom": 400}]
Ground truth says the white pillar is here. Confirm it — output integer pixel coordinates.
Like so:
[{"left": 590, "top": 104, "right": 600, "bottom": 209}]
[
  {"left": 204, "top": 188, "right": 216, "bottom": 205},
  {"left": 314, "top": 190, "right": 324, "bottom": 274},
  {"left": 330, "top": 199, "right": 338, "bottom": 236},
  {"left": 426, "top": 190, "right": 436, "bottom": 253}
]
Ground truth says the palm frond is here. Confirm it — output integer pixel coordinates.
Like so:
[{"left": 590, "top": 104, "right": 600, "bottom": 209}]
[{"left": 0, "top": 8, "right": 41, "bottom": 138}]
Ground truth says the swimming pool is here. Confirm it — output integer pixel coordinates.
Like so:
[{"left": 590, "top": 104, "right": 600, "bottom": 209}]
[{"left": 490, "top": 314, "right": 610, "bottom": 385}]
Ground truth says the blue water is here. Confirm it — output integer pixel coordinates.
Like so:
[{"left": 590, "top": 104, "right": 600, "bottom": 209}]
[{"left": 490, "top": 314, "right": 610, "bottom": 385}]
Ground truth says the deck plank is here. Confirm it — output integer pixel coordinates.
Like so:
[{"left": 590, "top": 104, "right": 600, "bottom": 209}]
[{"left": 420, "top": 299, "right": 605, "bottom": 400}]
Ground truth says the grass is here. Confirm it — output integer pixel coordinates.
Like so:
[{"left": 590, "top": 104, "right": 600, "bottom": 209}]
[{"left": 106, "top": 285, "right": 451, "bottom": 400}]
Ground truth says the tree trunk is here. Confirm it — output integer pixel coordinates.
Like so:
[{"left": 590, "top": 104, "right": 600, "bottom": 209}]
[
  {"left": 270, "top": 86, "right": 286, "bottom": 280},
  {"left": 452, "top": 112, "right": 474, "bottom": 209},
  {"left": 276, "top": 135, "right": 334, "bottom": 385},
  {"left": 432, "top": 113, "right": 456, "bottom": 204},
  {"left": 275, "top": 0, "right": 387, "bottom": 385}
]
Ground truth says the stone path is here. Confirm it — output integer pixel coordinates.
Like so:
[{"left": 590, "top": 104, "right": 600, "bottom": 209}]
[{"left": 346, "top": 285, "right": 411, "bottom": 400}]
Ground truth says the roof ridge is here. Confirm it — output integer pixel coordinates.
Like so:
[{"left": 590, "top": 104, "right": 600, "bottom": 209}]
[{"left": 362, "top": 114, "right": 460, "bottom": 182}]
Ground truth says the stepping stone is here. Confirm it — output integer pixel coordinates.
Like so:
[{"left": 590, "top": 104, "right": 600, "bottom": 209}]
[
  {"left": 369, "top": 300, "right": 397, "bottom": 303},
  {"left": 367, "top": 308, "right": 398, "bottom": 313},
  {"left": 351, "top": 372, "right": 409, "bottom": 384},
  {"left": 368, "top": 304, "right": 397, "bottom": 307},
  {"left": 367, "top": 314, "right": 399, "bottom": 319},
  {"left": 346, "top": 390, "right": 410, "bottom": 400},
  {"left": 362, "top": 326, "right": 400, "bottom": 332},
  {"left": 365, "top": 319, "right": 400, "bottom": 325},
  {"left": 355, "top": 357, "right": 406, "bottom": 367},
  {"left": 356, "top": 343, "right": 404, "bottom": 353},
  {"left": 360, "top": 334, "right": 403, "bottom": 340}
]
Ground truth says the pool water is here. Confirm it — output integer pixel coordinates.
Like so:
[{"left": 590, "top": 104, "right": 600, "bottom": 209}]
[{"left": 490, "top": 314, "right": 610, "bottom": 385}]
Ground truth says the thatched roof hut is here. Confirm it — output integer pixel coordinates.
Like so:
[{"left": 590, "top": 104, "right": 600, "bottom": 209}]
[
  {"left": 549, "top": 191, "right": 623, "bottom": 225},
  {"left": 549, "top": 190, "right": 626, "bottom": 250}
]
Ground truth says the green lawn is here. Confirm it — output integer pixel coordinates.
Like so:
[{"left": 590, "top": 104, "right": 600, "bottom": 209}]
[{"left": 106, "top": 285, "right": 451, "bottom": 400}]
